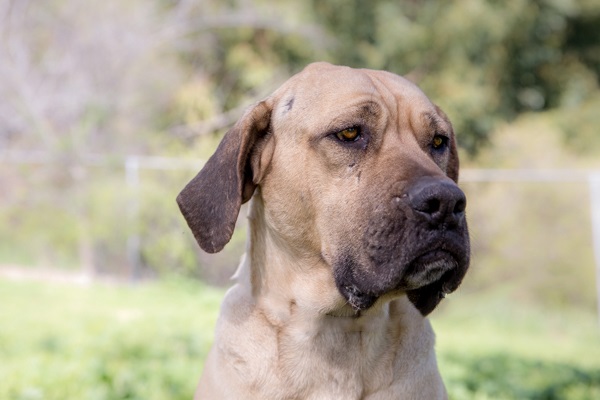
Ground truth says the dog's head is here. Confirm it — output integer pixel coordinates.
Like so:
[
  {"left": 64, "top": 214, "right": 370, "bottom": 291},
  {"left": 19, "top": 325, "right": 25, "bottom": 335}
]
[{"left": 177, "top": 62, "right": 470, "bottom": 316}]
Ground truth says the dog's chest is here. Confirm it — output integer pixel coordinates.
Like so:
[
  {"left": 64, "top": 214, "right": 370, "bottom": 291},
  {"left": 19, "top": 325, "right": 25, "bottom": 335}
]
[
  {"left": 257, "top": 319, "right": 399, "bottom": 399},
  {"left": 207, "top": 288, "right": 440, "bottom": 400}
]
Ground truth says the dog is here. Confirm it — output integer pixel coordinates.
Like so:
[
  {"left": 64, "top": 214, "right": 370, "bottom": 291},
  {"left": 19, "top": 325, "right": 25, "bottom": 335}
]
[{"left": 177, "top": 62, "right": 470, "bottom": 399}]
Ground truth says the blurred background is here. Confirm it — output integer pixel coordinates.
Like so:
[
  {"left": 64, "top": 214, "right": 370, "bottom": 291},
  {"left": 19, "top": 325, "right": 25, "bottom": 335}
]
[{"left": 1, "top": 0, "right": 600, "bottom": 399}]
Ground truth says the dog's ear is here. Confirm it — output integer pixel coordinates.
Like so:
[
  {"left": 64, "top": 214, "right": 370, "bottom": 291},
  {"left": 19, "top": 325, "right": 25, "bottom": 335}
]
[
  {"left": 434, "top": 105, "right": 459, "bottom": 183},
  {"left": 447, "top": 130, "right": 460, "bottom": 183},
  {"left": 177, "top": 101, "right": 272, "bottom": 253}
]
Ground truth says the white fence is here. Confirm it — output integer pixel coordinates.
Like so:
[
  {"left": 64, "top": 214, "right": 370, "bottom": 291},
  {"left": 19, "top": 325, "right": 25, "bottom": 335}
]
[{"left": 2, "top": 152, "right": 600, "bottom": 323}]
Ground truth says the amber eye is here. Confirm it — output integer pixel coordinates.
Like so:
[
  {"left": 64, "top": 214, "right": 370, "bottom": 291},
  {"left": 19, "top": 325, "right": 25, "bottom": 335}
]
[
  {"left": 336, "top": 127, "right": 361, "bottom": 142},
  {"left": 432, "top": 135, "right": 447, "bottom": 150}
]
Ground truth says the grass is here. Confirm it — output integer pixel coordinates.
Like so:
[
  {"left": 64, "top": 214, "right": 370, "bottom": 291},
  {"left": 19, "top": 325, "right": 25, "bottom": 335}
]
[
  {"left": 0, "top": 279, "right": 222, "bottom": 400},
  {"left": 431, "top": 288, "right": 600, "bottom": 399},
  {"left": 1, "top": 279, "right": 599, "bottom": 400}
]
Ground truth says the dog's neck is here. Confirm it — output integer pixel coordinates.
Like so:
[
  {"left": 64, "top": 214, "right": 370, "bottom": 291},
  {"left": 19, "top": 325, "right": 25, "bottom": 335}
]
[
  {"left": 214, "top": 194, "right": 437, "bottom": 399},
  {"left": 242, "top": 193, "right": 343, "bottom": 319}
]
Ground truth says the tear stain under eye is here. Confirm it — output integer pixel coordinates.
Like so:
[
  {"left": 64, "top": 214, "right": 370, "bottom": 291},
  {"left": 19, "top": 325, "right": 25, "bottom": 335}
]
[{"left": 357, "top": 171, "right": 362, "bottom": 182}]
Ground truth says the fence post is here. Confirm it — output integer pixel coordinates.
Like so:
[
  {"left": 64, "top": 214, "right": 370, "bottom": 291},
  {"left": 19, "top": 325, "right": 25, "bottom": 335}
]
[
  {"left": 589, "top": 173, "right": 600, "bottom": 327},
  {"left": 126, "top": 156, "right": 141, "bottom": 282}
]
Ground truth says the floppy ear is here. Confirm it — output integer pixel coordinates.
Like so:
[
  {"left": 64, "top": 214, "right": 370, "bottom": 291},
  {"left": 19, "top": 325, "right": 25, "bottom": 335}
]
[
  {"left": 176, "top": 101, "right": 272, "bottom": 253},
  {"left": 447, "top": 130, "right": 460, "bottom": 183}
]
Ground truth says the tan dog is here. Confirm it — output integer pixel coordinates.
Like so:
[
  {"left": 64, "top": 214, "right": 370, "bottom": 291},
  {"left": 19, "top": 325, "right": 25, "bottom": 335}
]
[{"left": 178, "top": 62, "right": 470, "bottom": 400}]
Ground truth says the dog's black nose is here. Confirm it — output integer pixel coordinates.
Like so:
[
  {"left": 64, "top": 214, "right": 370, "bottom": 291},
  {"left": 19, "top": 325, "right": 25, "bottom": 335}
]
[{"left": 407, "top": 177, "right": 466, "bottom": 227}]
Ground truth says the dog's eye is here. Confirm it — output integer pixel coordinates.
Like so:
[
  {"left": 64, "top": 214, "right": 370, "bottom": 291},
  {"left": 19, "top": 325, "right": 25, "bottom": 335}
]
[
  {"left": 431, "top": 135, "right": 448, "bottom": 150},
  {"left": 336, "top": 127, "right": 361, "bottom": 142}
]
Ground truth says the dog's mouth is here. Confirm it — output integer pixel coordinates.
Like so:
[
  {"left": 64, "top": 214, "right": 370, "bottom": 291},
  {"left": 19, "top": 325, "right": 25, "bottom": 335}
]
[
  {"left": 401, "top": 250, "right": 459, "bottom": 290},
  {"left": 336, "top": 249, "right": 461, "bottom": 312},
  {"left": 339, "top": 284, "right": 379, "bottom": 312}
]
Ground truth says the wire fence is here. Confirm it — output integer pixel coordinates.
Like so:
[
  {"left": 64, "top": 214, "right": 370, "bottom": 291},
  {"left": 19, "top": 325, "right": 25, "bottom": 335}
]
[{"left": 2, "top": 152, "right": 600, "bottom": 323}]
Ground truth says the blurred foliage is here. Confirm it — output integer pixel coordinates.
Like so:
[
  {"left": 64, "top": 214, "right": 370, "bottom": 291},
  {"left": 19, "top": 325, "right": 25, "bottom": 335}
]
[
  {"left": 6, "top": 0, "right": 598, "bottom": 154},
  {"left": 1, "top": 0, "right": 600, "bottom": 309},
  {"left": 461, "top": 113, "right": 599, "bottom": 310},
  {"left": 433, "top": 288, "right": 600, "bottom": 399},
  {"left": 0, "top": 280, "right": 223, "bottom": 400},
  {"left": 2, "top": 3, "right": 600, "bottom": 399},
  {"left": 1, "top": 280, "right": 599, "bottom": 400},
  {"left": 310, "top": 0, "right": 600, "bottom": 153},
  {"left": 442, "top": 354, "right": 600, "bottom": 400}
]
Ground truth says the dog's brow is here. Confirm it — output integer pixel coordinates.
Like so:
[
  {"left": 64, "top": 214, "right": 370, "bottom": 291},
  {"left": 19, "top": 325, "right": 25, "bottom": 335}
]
[
  {"left": 348, "top": 101, "right": 382, "bottom": 120},
  {"left": 423, "top": 112, "right": 445, "bottom": 133},
  {"left": 326, "top": 101, "right": 380, "bottom": 121}
]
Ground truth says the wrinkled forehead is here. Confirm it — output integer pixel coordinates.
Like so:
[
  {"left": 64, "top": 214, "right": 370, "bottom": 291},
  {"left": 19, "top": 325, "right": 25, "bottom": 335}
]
[{"left": 270, "top": 63, "right": 438, "bottom": 128}]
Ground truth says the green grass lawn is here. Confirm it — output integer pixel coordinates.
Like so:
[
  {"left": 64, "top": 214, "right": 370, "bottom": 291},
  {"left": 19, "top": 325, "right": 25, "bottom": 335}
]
[
  {"left": 432, "top": 289, "right": 600, "bottom": 399},
  {"left": 1, "top": 279, "right": 599, "bottom": 400}
]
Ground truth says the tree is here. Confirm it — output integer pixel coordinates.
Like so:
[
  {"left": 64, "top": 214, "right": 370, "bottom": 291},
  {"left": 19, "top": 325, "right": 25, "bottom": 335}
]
[{"left": 309, "top": 0, "right": 600, "bottom": 154}]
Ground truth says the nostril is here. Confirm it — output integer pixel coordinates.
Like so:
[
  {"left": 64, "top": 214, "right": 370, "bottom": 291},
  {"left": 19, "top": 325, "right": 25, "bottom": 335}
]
[
  {"left": 453, "top": 198, "right": 466, "bottom": 214},
  {"left": 424, "top": 198, "right": 441, "bottom": 215}
]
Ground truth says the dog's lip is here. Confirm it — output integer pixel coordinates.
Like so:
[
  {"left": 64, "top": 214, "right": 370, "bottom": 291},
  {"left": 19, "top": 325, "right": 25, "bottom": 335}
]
[
  {"left": 338, "top": 283, "right": 378, "bottom": 312},
  {"left": 402, "top": 249, "right": 458, "bottom": 290}
]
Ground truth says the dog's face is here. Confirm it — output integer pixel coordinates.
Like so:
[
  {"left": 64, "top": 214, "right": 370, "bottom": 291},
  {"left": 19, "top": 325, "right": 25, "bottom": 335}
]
[{"left": 178, "top": 63, "right": 470, "bottom": 316}]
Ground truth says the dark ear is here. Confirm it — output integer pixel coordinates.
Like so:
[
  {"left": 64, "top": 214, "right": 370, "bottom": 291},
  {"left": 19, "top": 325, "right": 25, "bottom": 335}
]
[
  {"left": 176, "top": 101, "right": 272, "bottom": 253},
  {"left": 434, "top": 105, "right": 459, "bottom": 183},
  {"left": 447, "top": 131, "right": 460, "bottom": 183}
]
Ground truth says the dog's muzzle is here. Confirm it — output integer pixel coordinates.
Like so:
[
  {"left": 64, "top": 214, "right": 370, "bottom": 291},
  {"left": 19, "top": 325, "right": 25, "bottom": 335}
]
[{"left": 334, "top": 176, "right": 470, "bottom": 314}]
